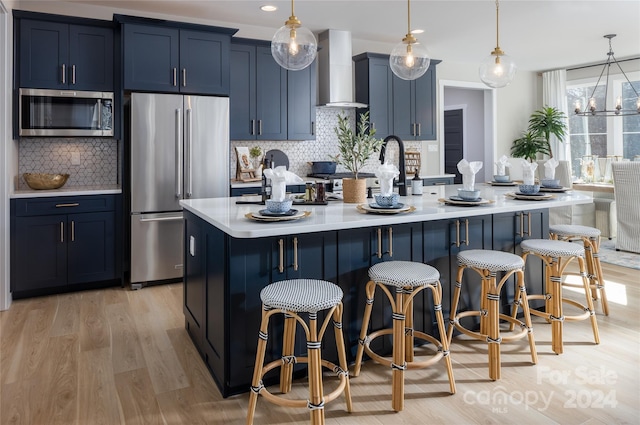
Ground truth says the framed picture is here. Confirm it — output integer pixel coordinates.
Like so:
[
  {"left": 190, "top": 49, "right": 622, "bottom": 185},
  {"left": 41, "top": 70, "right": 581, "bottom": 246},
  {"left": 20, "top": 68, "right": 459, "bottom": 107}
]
[{"left": 235, "top": 147, "right": 254, "bottom": 172}]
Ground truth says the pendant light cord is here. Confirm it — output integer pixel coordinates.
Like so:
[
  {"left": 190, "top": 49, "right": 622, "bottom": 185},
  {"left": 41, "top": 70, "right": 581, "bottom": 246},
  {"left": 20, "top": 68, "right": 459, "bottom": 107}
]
[
  {"left": 495, "top": 0, "right": 500, "bottom": 49},
  {"left": 407, "top": 0, "right": 411, "bottom": 35},
  {"left": 291, "top": 0, "right": 295, "bottom": 16}
]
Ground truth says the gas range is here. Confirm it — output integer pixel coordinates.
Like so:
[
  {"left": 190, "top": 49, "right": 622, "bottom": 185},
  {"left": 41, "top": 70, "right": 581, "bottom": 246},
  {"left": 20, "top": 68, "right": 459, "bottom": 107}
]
[{"left": 307, "top": 172, "right": 378, "bottom": 194}]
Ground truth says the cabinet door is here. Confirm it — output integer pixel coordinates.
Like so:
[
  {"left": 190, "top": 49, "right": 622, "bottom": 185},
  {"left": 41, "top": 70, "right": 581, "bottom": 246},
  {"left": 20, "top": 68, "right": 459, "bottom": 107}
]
[
  {"left": 287, "top": 63, "right": 316, "bottom": 140},
  {"left": 256, "top": 46, "right": 287, "bottom": 140},
  {"left": 123, "top": 24, "right": 179, "bottom": 92},
  {"left": 414, "top": 66, "right": 437, "bottom": 140},
  {"left": 67, "top": 211, "right": 115, "bottom": 285},
  {"left": 69, "top": 25, "right": 113, "bottom": 91},
  {"left": 367, "top": 58, "right": 393, "bottom": 137},
  {"left": 179, "top": 29, "right": 230, "bottom": 95},
  {"left": 392, "top": 76, "right": 415, "bottom": 140},
  {"left": 19, "top": 20, "right": 69, "bottom": 89},
  {"left": 230, "top": 44, "right": 257, "bottom": 140},
  {"left": 14, "top": 215, "right": 67, "bottom": 291}
]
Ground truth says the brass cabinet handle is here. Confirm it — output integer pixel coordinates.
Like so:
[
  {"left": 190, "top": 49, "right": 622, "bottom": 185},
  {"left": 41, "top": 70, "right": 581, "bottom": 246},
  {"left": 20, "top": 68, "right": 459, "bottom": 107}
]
[
  {"left": 388, "top": 227, "right": 393, "bottom": 257},
  {"left": 182, "top": 68, "right": 187, "bottom": 87},
  {"left": 71, "top": 220, "right": 75, "bottom": 242},
  {"left": 172, "top": 68, "right": 177, "bottom": 86},
  {"left": 519, "top": 212, "right": 524, "bottom": 238},
  {"left": 460, "top": 219, "right": 469, "bottom": 246},
  {"left": 293, "top": 237, "right": 299, "bottom": 271},
  {"left": 455, "top": 220, "right": 461, "bottom": 247},
  {"left": 278, "top": 239, "right": 284, "bottom": 273},
  {"left": 55, "top": 203, "right": 79, "bottom": 208},
  {"left": 60, "top": 222, "right": 64, "bottom": 242},
  {"left": 377, "top": 228, "right": 382, "bottom": 259},
  {"left": 524, "top": 212, "right": 532, "bottom": 237},
  {"left": 61, "top": 64, "right": 66, "bottom": 84}
]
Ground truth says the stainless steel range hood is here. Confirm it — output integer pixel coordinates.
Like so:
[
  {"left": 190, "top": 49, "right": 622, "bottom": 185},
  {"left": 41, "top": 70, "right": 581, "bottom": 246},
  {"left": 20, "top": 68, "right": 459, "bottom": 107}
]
[{"left": 317, "top": 29, "right": 367, "bottom": 108}]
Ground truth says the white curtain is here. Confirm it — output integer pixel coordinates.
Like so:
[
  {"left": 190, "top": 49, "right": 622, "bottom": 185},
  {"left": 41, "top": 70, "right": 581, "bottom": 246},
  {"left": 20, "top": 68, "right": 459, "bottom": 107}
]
[{"left": 542, "top": 69, "right": 570, "bottom": 161}]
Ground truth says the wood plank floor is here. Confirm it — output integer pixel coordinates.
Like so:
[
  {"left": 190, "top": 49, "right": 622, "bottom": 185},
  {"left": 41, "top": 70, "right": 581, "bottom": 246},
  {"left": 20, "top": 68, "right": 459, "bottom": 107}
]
[{"left": 1, "top": 261, "right": 638, "bottom": 424}]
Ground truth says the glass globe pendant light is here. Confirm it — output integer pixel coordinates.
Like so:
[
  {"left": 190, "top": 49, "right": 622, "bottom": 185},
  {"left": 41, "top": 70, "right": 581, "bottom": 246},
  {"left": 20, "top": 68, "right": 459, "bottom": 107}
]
[
  {"left": 271, "top": 0, "right": 317, "bottom": 71},
  {"left": 389, "top": 0, "right": 430, "bottom": 80},
  {"left": 479, "top": 0, "right": 516, "bottom": 88}
]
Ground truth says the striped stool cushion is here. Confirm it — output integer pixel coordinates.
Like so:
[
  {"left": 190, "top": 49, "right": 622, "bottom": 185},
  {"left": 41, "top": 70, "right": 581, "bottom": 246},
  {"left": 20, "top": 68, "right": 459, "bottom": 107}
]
[
  {"left": 521, "top": 239, "right": 585, "bottom": 258},
  {"left": 368, "top": 261, "right": 440, "bottom": 288},
  {"left": 260, "top": 279, "right": 343, "bottom": 313},
  {"left": 550, "top": 224, "right": 601, "bottom": 238},
  {"left": 457, "top": 249, "right": 524, "bottom": 272}
]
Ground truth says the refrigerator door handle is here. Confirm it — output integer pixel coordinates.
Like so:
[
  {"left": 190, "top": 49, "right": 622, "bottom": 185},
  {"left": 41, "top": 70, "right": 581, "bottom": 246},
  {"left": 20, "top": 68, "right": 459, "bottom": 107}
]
[
  {"left": 139, "top": 216, "right": 183, "bottom": 222},
  {"left": 186, "top": 108, "right": 193, "bottom": 198},
  {"left": 176, "top": 108, "right": 183, "bottom": 199}
]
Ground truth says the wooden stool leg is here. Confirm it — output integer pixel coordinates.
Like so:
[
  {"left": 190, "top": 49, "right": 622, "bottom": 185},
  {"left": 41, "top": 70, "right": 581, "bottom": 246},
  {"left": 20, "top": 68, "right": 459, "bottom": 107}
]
[
  {"left": 430, "top": 281, "right": 456, "bottom": 394},
  {"left": 332, "top": 302, "right": 353, "bottom": 412},
  {"left": 577, "top": 256, "right": 600, "bottom": 345},
  {"left": 354, "top": 280, "right": 376, "bottom": 377},
  {"left": 590, "top": 237, "right": 609, "bottom": 316},
  {"left": 486, "top": 273, "right": 501, "bottom": 381},
  {"left": 247, "top": 306, "right": 271, "bottom": 425},
  {"left": 447, "top": 266, "right": 465, "bottom": 344},
  {"left": 549, "top": 258, "right": 564, "bottom": 355},
  {"left": 280, "top": 313, "right": 296, "bottom": 393},
  {"left": 405, "top": 288, "right": 415, "bottom": 363},
  {"left": 516, "top": 269, "right": 538, "bottom": 365},
  {"left": 391, "top": 288, "right": 406, "bottom": 412},
  {"left": 307, "top": 313, "right": 325, "bottom": 425}
]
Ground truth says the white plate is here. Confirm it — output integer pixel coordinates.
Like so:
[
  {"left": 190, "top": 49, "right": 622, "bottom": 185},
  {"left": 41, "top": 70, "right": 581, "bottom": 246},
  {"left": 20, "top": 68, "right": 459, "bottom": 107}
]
[
  {"left": 357, "top": 204, "right": 415, "bottom": 214},
  {"left": 506, "top": 192, "right": 554, "bottom": 201},
  {"left": 538, "top": 186, "right": 571, "bottom": 193},
  {"left": 438, "top": 197, "right": 494, "bottom": 206},
  {"left": 246, "top": 210, "right": 311, "bottom": 222},
  {"left": 487, "top": 181, "right": 517, "bottom": 186}
]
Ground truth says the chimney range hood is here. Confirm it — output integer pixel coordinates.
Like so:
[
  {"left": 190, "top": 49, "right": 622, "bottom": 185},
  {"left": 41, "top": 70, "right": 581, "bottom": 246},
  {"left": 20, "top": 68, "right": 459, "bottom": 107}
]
[{"left": 317, "top": 29, "right": 367, "bottom": 108}]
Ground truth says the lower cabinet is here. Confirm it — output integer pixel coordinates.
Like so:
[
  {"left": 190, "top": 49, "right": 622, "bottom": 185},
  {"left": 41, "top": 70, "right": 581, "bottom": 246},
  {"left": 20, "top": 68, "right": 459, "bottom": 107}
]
[
  {"left": 10, "top": 195, "right": 120, "bottom": 298},
  {"left": 183, "top": 208, "right": 549, "bottom": 397}
]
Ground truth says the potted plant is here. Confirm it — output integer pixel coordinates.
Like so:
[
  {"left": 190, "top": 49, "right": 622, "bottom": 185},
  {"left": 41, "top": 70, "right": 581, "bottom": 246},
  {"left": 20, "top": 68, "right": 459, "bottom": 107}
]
[
  {"left": 511, "top": 106, "right": 567, "bottom": 162},
  {"left": 330, "top": 111, "right": 384, "bottom": 203},
  {"left": 510, "top": 131, "right": 550, "bottom": 163},
  {"left": 249, "top": 146, "right": 263, "bottom": 176}
]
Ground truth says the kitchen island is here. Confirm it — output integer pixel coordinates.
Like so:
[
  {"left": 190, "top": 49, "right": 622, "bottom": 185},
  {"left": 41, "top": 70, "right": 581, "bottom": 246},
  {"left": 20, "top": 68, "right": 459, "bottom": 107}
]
[{"left": 180, "top": 185, "right": 592, "bottom": 397}]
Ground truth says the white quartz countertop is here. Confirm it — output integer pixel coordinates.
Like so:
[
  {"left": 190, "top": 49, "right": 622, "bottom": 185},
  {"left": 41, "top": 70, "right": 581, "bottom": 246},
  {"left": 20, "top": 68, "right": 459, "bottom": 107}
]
[
  {"left": 181, "top": 184, "right": 593, "bottom": 239},
  {"left": 11, "top": 185, "right": 122, "bottom": 198},
  {"left": 230, "top": 175, "right": 456, "bottom": 188}
]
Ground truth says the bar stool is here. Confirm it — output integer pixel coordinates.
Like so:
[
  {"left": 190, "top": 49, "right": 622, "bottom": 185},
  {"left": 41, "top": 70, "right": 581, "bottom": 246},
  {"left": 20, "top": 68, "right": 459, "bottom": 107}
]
[
  {"left": 246, "top": 279, "right": 352, "bottom": 425},
  {"left": 517, "top": 239, "right": 600, "bottom": 355},
  {"left": 353, "top": 261, "right": 455, "bottom": 412},
  {"left": 447, "top": 250, "right": 537, "bottom": 381},
  {"left": 549, "top": 224, "right": 609, "bottom": 316}
]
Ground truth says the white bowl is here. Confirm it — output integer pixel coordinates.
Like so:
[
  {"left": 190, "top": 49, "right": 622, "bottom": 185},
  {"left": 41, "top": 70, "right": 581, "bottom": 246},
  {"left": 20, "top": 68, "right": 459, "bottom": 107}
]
[
  {"left": 457, "top": 188, "right": 480, "bottom": 201},
  {"left": 493, "top": 174, "right": 511, "bottom": 183}
]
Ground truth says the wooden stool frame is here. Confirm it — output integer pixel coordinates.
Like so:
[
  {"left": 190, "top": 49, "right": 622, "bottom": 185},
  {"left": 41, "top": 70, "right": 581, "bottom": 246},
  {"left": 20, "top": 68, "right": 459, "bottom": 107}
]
[
  {"left": 516, "top": 252, "right": 600, "bottom": 355},
  {"left": 550, "top": 232, "right": 609, "bottom": 316},
  {"left": 353, "top": 280, "right": 456, "bottom": 412},
  {"left": 246, "top": 303, "right": 352, "bottom": 425},
  {"left": 447, "top": 266, "right": 537, "bottom": 381}
]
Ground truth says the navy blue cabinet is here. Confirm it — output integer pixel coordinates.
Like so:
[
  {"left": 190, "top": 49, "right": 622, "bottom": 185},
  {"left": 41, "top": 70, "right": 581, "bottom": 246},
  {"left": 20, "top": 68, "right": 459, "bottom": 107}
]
[
  {"left": 287, "top": 63, "right": 317, "bottom": 140},
  {"left": 18, "top": 19, "right": 113, "bottom": 91},
  {"left": 123, "top": 23, "right": 231, "bottom": 95},
  {"left": 354, "top": 52, "right": 439, "bottom": 140},
  {"left": 230, "top": 40, "right": 287, "bottom": 140},
  {"left": 10, "top": 195, "right": 119, "bottom": 298}
]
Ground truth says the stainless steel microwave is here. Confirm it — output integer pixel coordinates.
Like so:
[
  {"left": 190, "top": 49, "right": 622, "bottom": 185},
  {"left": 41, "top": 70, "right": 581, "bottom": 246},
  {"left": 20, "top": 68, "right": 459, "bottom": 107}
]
[{"left": 19, "top": 88, "right": 114, "bottom": 137}]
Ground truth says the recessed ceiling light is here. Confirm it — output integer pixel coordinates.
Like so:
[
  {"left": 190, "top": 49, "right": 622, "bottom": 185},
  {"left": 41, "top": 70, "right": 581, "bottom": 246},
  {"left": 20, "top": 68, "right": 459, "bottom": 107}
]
[
  {"left": 260, "top": 5, "right": 277, "bottom": 12},
  {"left": 411, "top": 29, "right": 424, "bottom": 34}
]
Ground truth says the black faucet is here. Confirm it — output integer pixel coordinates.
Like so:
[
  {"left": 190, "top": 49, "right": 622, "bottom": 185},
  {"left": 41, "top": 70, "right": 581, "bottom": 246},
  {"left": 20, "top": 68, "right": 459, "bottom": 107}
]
[{"left": 379, "top": 135, "right": 407, "bottom": 196}]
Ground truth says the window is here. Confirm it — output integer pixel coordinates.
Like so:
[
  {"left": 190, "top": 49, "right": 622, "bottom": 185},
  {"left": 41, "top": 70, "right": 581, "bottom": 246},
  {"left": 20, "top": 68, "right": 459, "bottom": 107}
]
[{"left": 566, "top": 75, "right": 640, "bottom": 180}]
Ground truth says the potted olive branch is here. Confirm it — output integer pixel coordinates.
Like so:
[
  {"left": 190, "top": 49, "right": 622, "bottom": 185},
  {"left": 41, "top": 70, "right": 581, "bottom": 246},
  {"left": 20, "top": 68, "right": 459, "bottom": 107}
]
[{"left": 329, "top": 111, "right": 384, "bottom": 203}]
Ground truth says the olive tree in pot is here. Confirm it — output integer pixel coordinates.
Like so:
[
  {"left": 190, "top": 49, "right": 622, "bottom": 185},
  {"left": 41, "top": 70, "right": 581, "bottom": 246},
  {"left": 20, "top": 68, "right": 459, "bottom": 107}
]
[
  {"left": 330, "top": 111, "right": 384, "bottom": 203},
  {"left": 511, "top": 106, "right": 567, "bottom": 162}
]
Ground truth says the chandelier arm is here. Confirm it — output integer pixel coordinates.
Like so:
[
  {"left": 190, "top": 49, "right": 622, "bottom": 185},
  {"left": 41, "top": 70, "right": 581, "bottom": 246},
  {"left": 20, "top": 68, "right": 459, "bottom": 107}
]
[
  {"left": 611, "top": 53, "right": 640, "bottom": 98},
  {"left": 586, "top": 56, "right": 610, "bottom": 104}
]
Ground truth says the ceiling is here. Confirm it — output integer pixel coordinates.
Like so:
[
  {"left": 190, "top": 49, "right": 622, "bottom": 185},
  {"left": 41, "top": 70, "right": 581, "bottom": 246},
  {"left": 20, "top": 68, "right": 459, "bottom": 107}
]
[{"left": 33, "top": 0, "right": 640, "bottom": 72}]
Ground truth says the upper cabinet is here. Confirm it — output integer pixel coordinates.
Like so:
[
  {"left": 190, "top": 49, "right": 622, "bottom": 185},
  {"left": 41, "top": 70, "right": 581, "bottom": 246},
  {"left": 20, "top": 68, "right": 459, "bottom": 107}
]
[
  {"left": 17, "top": 16, "right": 114, "bottom": 91},
  {"left": 230, "top": 38, "right": 316, "bottom": 141},
  {"left": 354, "top": 52, "right": 440, "bottom": 141},
  {"left": 121, "top": 22, "right": 234, "bottom": 95}
]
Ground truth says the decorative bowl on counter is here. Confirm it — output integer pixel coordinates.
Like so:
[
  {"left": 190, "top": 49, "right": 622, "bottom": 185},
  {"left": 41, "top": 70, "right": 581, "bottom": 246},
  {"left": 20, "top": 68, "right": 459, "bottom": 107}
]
[
  {"left": 518, "top": 184, "right": 540, "bottom": 194},
  {"left": 265, "top": 199, "right": 293, "bottom": 214},
  {"left": 540, "top": 179, "right": 560, "bottom": 188},
  {"left": 493, "top": 174, "right": 511, "bottom": 183},
  {"left": 374, "top": 193, "right": 400, "bottom": 207},
  {"left": 457, "top": 188, "right": 481, "bottom": 201},
  {"left": 23, "top": 173, "right": 70, "bottom": 190}
]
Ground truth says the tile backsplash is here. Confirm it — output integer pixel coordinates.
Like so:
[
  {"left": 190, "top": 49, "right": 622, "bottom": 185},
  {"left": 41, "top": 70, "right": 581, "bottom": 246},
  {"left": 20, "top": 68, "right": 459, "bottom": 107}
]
[
  {"left": 230, "top": 108, "right": 422, "bottom": 180},
  {"left": 18, "top": 138, "right": 119, "bottom": 189}
]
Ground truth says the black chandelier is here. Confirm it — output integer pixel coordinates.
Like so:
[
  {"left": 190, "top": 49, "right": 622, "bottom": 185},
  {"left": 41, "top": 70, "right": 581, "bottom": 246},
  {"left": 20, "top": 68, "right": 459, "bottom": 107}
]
[{"left": 574, "top": 34, "right": 640, "bottom": 117}]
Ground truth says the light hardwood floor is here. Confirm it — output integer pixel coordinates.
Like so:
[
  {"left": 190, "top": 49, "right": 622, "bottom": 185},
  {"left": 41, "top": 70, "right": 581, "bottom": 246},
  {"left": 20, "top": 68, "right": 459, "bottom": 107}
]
[{"left": 1, "top": 261, "right": 638, "bottom": 424}]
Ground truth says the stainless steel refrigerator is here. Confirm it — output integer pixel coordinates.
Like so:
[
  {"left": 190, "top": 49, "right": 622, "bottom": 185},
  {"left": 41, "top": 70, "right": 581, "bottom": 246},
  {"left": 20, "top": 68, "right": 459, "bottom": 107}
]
[{"left": 129, "top": 92, "right": 229, "bottom": 287}]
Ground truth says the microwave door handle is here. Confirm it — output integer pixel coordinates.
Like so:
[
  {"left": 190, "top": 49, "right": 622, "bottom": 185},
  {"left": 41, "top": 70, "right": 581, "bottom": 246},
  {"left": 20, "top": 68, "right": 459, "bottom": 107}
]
[
  {"left": 186, "top": 108, "right": 193, "bottom": 198},
  {"left": 176, "top": 108, "right": 183, "bottom": 199}
]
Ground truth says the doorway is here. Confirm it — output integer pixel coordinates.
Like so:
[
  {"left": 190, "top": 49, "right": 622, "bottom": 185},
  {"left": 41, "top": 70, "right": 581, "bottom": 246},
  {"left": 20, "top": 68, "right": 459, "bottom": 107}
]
[{"left": 444, "top": 109, "right": 463, "bottom": 183}]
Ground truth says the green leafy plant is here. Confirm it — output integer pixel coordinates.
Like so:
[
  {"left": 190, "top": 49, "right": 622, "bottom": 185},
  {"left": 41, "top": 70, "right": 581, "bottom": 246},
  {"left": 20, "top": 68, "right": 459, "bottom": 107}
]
[
  {"left": 511, "top": 131, "right": 550, "bottom": 163},
  {"left": 329, "top": 111, "right": 384, "bottom": 179},
  {"left": 527, "top": 106, "right": 567, "bottom": 159},
  {"left": 249, "top": 146, "right": 262, "bottom": 159}
]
